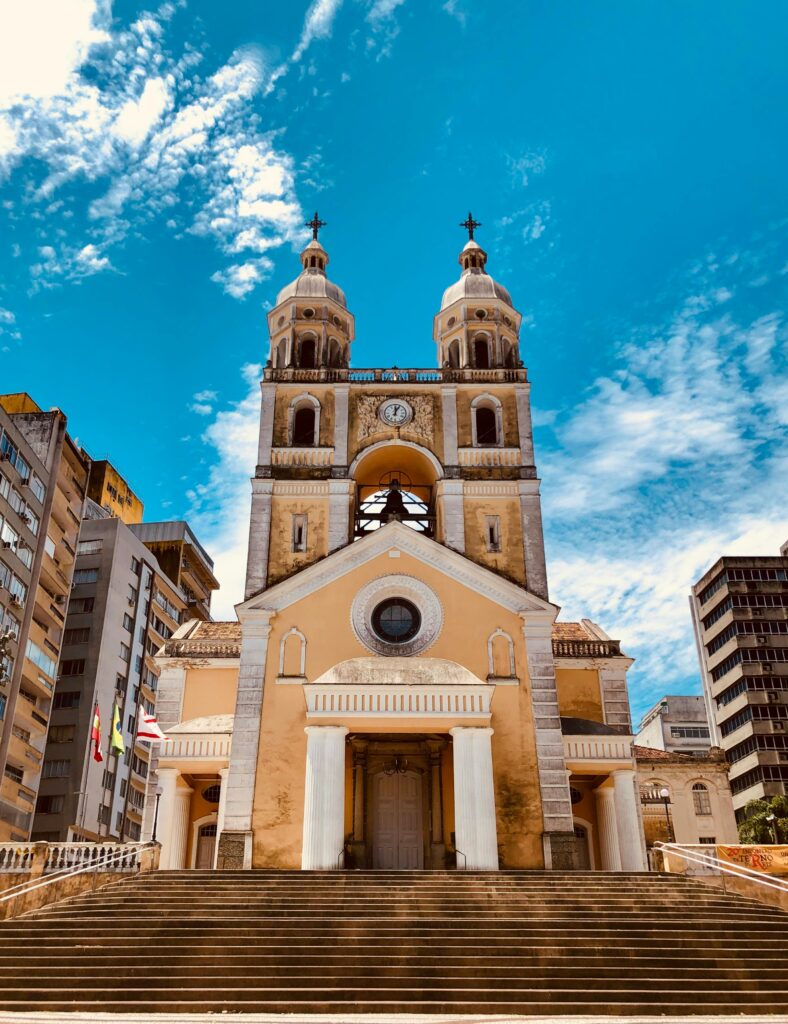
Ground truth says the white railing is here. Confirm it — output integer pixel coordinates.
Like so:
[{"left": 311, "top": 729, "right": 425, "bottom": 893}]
[
  {"left": 0, "top": 841, "right": 149, "bottom": 875},
  {"left": 304, "top": 683, "right": 493, "bottom": 720},
  {"left": 0, "top": 842, "right": 158, "bottom": 916},
  {"left": 163, "top": 733, "right": 232, "bottom": 760},
  {"left": 271, "top": 447, "right": 334, "bottom": 467},
  {"left": 654, "top": 841, "right": 788, "bottom": 895},
  {"left": 563, "top": 734, "right": 633, "bottom": 762},
  {"left": 458, "top": 447, "right": 521, "bottom": 468}
]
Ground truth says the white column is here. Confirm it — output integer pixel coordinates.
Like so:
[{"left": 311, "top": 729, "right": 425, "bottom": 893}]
[
  {"left": 213, "top": 767, "right": 230, "bottom": 870},
  {"left": 328, "top": 479, "right": 354, "bottom": 552},
  {"left": 333, "top": 384, "right": 350, "bottom": 467},
  {"left": 594, "top": 785, "right": 622, "bottom": 871},
  {"left": 302, "top": 726, "right": 348, "bottom": 870},
  {"left": 170, "top": 783, "right": 193, "bottom": 870},
  {"left": 450, "top": 727, "right": 498, "bottom": 870},
  {"left": 613, "top": 769, "right": 646, "bottom": 871},
  {"left": 436, "top": 480, "right": 465, "bottom": 553},
  {"left": 441, "top": 386, "right": 459, "bottom": 465},
  {"left": 155, "top": 768, "right": 178, "bottom": 869},
  {"left": 518, "top": 480, "right": 548, "bottom": 601},
  {"left": 245, "top": 479, "right": 274, "bottom": 598}
]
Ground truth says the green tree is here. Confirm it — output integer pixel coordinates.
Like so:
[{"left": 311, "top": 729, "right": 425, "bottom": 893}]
[{"left": 738, "top": 795, "right": 788, "bottom": 844}]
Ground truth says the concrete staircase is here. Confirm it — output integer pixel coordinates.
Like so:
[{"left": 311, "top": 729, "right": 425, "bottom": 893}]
[{"left": 0, "top": 869, "right": 787, "bottom": 1015}]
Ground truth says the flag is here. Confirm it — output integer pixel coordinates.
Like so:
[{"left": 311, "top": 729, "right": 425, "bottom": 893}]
[
  {"left": 110, "top": 703, "right": 125, "bottom": 756},
  {"left": 91, "top": 702, "right": 103, "bottom": 763},
  {"left": 137, "top": 706, "right": 168, "bottom": 742}
]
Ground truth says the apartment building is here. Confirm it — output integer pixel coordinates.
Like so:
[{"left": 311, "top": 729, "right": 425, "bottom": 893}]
[
  {"left": 32, "top": 506, "right": 202, "bottom": 841},
  {"left": 690, "top": 543, "right": 788, "bottom": 816},
  {"left": 0, "top": 394, "right": 88, "bottom": 841},
  {"left": 635, "top": 695, "right": 712, "bottom": 756},
  {"left": 129, "top": 522, "right": 219, "bottom": 622},
  {"left": 83, "top": 456, "right": 144, "bottom": 525}
]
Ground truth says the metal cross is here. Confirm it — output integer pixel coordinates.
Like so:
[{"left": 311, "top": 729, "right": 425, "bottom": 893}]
[
  {"left": 460, "top": 211, "right": 481, "bottom": 240},
  {"left": 306, "top": 211, "right": 326, "bottom": 241}
]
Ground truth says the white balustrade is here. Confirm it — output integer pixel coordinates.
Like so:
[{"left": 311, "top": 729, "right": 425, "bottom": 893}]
[
  {"left": 458, "top": 447, "right": 521, "bottom": 468},
  {"left": 304, "top": 683, "right": 494, "bottom": 721},
  {"left": 562, "top": 735, "right": 633, "bottom": 762},
  {"left": 0, "top": 842, "right": 149, "bottom": 874},
  {"left": 163, "top": 734, "right": 232, "bottom": 761},
  {"left": 271, "top": 447, "right": 334, "bottom": 468}
]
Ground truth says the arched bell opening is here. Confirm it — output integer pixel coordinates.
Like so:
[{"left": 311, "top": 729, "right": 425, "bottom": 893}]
[{"left": 351, "top": 442, "right": 440, "bottom": 540}]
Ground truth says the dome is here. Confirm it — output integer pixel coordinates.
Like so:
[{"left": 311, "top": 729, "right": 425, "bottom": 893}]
[
  {"left": 275, "top": 238, "right": 347, "bottom": 309},
  {"left": 439, "top": 239, "right": 513, "bottom": 311}
]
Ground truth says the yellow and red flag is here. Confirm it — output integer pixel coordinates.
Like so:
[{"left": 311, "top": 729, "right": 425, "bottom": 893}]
[{"left": 91, "top": 702, "right": 103, "bottom": 763}]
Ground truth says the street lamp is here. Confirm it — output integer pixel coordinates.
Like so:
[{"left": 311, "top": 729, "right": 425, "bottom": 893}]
[
  {"left": 766, "top": 813, "right": 778, "bottom": 845},
  {"left": 152, "top": 786, "right": 163, "bottom": 843},
  {"left": 659, "top": 787, "right": 674, "bottom": 842}
]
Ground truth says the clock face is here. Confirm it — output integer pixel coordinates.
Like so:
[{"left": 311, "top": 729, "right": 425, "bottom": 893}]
[{"left": 379, "top": 399, "right": 413, "bottom": 427}]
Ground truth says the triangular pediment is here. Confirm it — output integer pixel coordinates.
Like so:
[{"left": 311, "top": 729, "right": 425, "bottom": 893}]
[{"left": 237, "top": 521, "right": 558, "bottom": 619}]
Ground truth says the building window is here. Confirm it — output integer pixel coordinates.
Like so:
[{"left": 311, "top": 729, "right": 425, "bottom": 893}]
[
  {"left": 30, "top": 475, "right": 45, "bottom": 502},
  {"left": 121, "top": 613, "right": 133, "bottom": 633},
  {"left": 292, "top": 514, "right": 308, "bottom": 553},
  {"left": 475, "top": 407, "right": 497, "bottom": 444},
  {"left": 692, "top": 783, "right": 712, "bottom": 816},
  {"left": 37, "top": 794, "right": 65, "bottom": 814},
  {"left": 72, "top": 568, "right": 99, "bottom": 585},
  {"left": 60, "top": 658, "right": 85, "bottom": 676},
  {"left": 670, "top": 726, "right": 710, "bottom": 739},
  {"left": 130, "top": 556, "right": 141, "bottom": 575},
  {"left": 698, "top": 836, "right": 716, "bottom": 845},
  {"left": 43, "top": 759, "right": 71, "bottom": 779},
  {"left": 48, "top": 725, "right": 75, "bottom": 744},
  {"left": 484, "top": 516, "right": 501, "bottom": 553},
  {"left": 4, "top": 764, "right": 23, "bottom": 784},
  {"left": 53, "top": 691, "right": 80, "bottom": 710},
  {"left": 77, "top": 539, "right": 103, "bottom": 555},
  {"left": 292, "top": 407, "right": 316, "bottom": 446},
  {"left": 120, "top": 643, "right": 130, "bottom": 662},
  {"left": 26, "top": 640, "right": 57, "bottom": 678},
  {"left": 473, "top": 336, "right": 490, "bottom": 369},
  {"left": 64, "top": 627, "right": 90, "bottom": 645},
  {"left": 371, "top": 598, "right": 422, "bottom": 645},
  {"left": 470, "top": 395, "right": 503, "bottom": 446},
  {"left": 127, "top": 584, "right": 137, "bottom": 604}
]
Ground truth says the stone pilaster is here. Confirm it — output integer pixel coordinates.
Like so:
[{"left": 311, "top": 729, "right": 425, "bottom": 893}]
[
  {"left": 594, "top": 785, "right": 622, "bottom": 871},
  {"left": 599, "top": 664, "right": 633, "bottom": 731},
  {"left": 328, "top": 479, "right": 354, "bottom": 551},
  {"left": 518, "top": 479, "right": 548, "bottom": 601},
  {"left": 449, "top": 727, "right": 498, "bottom": 870},
  {"left": 302, "top": 726, "right": 349, "bottom": 870},
  {"left": 217, "top": 615, "right": 272, "bottom": 869},
  {"left": 440, "top": 386, "right": 458, "bottom": 467},
  {"left": 333, "top": 384, "right": 350, "bottom": 470},
  {"left": 213, "top": 766, "right": 230, "bottom": 870},
  {"left": 514, "top": 384, "right": 536, "bottom": 466},
  {"left": 245, "top": 479, "right": 274, "bottom": 599},
  {"left": 436, "top": 479, "right": 465, "bottom": 553},
  {"left": 256, "top": 381, "right": 276, "bottom": 466},
  {"left": 613, "top": 769, "right": 647, "bottom": 871},
  {"left": 521, "top": 615, "right": 575, "bottom": 868}
]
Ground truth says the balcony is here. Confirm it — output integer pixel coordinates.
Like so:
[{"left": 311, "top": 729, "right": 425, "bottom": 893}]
[
  {"left": 553, "top": 639, "right": 623, "bottom": 659},
  {"left": 458, "top": 447, "right": 521, "bottom": 468},
  {"left": 271, "top": 446, "right": 334, "bottom": 468},
  {"left": 264, "top": 366, "right": 529, "bottom": 385}
]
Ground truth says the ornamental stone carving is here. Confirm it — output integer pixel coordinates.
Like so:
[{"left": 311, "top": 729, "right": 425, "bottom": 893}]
[
  {"left": 355, "top": 395, "right": 434, "bottom": 443},
  {"left": 350, "top": 574, "right": 443, "bottom": 657}
]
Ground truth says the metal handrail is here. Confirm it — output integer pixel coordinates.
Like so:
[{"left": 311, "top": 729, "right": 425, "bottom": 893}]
[
  {"left": 455, "top": 848, "right": 467, "bottom": 870},
  {"left": 654, "top": 841, "right": 788, "bottom": 895},
  {"left": 0, "top": 842, "right": 157, "bottom": 905}
]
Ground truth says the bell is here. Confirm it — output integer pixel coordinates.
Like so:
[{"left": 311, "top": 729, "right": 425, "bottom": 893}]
[{"left": 381, "top": 480, "right": 407, "bottom": 520}]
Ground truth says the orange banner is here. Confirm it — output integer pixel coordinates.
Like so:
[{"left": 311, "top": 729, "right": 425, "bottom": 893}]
[{"left": 717, "top": 845, "right": 788, "bottom": 876}]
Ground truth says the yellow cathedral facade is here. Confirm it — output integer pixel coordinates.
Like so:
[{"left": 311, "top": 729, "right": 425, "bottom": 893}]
[{"left": 142, "top": 217, "right": 647, "bottom": 875}]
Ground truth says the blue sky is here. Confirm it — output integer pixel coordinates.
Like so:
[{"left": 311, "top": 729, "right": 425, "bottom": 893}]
[{"left": 1, "top": 0, "right": 786, "bottom": 722}]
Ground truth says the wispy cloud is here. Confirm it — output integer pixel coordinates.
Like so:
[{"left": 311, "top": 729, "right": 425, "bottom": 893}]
[
  {"left": 364, "top": 0, "right": 407, "bottom": 58},
  {"left": 291, "top": 0, "right": 345, "bottom": 63},
  {"left": 539, "top": 245, "right": 788, "bottom": 721},
  {"left": 0, "top": 1, "right": 306, "bottom": 297},
  {"left": 442, "top": 0, "right": 468, "bottom": 26},
  {"left": 187, "top": 363, "right": 262, "bottom": 618}
]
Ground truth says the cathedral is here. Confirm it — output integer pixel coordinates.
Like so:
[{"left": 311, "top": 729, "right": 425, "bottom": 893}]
[{"left": 142, "top": 216, "right": 647, "bottom": 875}]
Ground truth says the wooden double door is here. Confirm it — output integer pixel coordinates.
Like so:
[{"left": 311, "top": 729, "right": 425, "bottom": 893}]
[{"left": 372, "top": 770, "right": 424, "bottom": 869}]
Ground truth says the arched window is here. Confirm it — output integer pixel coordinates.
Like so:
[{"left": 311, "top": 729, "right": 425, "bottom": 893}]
[
  {"left": 299, "top": 337, "right": 317, "bottom": 368},
  {"left": 488, "top": 629, "right": 516, "bottom": 679},
  {"left": 475, "top": 407, "right": 497, "bottom": 445},
  {"left": 279, "top": 627, "right": 306, "bottom": 678},
  {"left": 471, "top": 395, "right": 503, "bottom": 446},
  {"left": 288, "top": 394, "right": 320, "bottom": 447},
  {"left": 293, "top": 407, "right": 316, "bottom": 446},
  {"left": 473, "top": 337, "right": 490, "bottom": 369},
  {"left": 692, "top": 783, "right": 712, "bottom": 816}
]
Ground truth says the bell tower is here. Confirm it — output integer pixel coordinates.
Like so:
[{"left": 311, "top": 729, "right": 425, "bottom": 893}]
[{"left": 244, "top": 214, "right": 549, "bottom": 604}]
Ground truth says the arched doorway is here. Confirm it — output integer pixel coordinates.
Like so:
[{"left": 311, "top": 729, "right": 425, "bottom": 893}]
[
  {"left": 372, "top": 770, "right": 424, "bottom": 869},
  {"left": 192, "top": 820, "right": 217, "bottom": 869},
  {"left": 573, "top": 822, "right": 592, "bottom": 870}
]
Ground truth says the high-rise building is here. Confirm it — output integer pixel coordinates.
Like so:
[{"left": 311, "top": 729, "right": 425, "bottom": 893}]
[
  {"left": 690, "top": 543, "right": 788, "bottom": 816},
  {"left": 32, "top": 503, "right": 217, "bottom": 842},
  {"left": 82, "top": 456, "right": 144, "bottom": 525},
  {"left": 0, "top": 393, "right": 89, "bottom": 841},
  {"left": 635, "top": 695, "right": 712, "bottom": 756},
  {"left": 143, "top": 221, "right": 648, "bottom": 875},
  {"left": 129, "top": 523, "right": 218, "bottom": 622}
]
